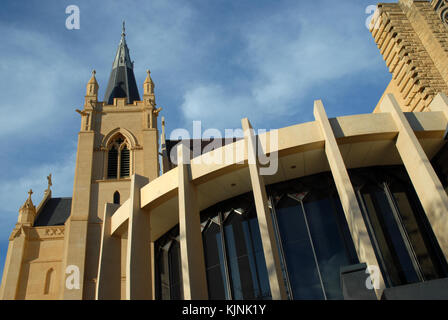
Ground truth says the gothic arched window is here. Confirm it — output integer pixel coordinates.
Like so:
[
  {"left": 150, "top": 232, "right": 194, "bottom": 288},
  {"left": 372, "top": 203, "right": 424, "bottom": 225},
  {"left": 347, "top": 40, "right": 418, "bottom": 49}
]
[{"left": 107, "top": 134, "right": 131, "bottom": 179}]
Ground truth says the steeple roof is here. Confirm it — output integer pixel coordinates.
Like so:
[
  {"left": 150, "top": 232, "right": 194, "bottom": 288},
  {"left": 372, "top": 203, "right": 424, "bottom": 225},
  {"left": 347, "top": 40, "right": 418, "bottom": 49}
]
[{"left": 104, "top": 21, "right": 140, "bottom": 105}]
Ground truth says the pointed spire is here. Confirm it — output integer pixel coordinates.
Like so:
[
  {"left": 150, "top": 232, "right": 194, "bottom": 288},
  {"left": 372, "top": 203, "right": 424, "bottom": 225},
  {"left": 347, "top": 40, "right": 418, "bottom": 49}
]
[
  {"left": 104, "top": 22, "right": 140, "bottom": 105},
  {"left": 144, "top": 69, "right": 155, "bottom": 95},
  {"left": 18, "top": 189, "right": 36, "bottom": 225},
  {"left": 86, "top": 69, "right": 99, "bottom": 96}
]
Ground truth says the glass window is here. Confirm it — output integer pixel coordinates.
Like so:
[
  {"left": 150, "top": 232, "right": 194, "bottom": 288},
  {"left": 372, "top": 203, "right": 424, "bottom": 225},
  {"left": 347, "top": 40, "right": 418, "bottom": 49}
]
[
  {"left": 388, "top": 179, "right": 448, "bottom": 280},
  {"left": 303, "top": 194, "right": 353, "bottom": 300},
  {"left": 274, "top": 196, "right": 325, "bottom": 300},
  {"left": 352, "top": 166, "right": 448, "bottom": 287},
  {"left": 155, "top": 243, "right": 171, "bottom": 300},
  {"left": 154, "top": 236, "right": 183, "bottom": 300},
  {"left": 168, "top": 240, "right": 183, "bottom": 300},
  {"left": 203, "top": 221, "right": 228, "bottom": 300},
  {"left": 223, "top": 211, "right": 271, "bottom": 300},
  {"left": 358, "top": 184, "right": 420, "bottom": 286}
]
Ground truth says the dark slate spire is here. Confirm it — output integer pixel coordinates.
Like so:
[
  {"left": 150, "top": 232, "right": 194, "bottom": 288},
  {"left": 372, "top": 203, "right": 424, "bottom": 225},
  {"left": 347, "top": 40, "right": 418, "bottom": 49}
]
[{"left": 104, "top": 21, "right": 141, "bottom": 105}]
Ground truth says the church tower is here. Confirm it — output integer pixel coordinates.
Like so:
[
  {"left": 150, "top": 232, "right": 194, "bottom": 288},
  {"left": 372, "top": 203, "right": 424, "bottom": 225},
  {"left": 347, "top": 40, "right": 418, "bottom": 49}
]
[{"left": 61, "top": 22, "right": 160, "bottom": 299}]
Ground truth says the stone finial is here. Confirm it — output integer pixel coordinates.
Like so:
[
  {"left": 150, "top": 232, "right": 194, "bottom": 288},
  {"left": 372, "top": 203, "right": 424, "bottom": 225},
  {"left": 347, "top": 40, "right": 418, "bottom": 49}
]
[
  {"left": 86, "top": 69, "right": 99, "bottom": 96},
  {"left": 18, "top": 189, "right": 36, "bottom": 225},
  {"left": 20, "top": 189, "right": 34, "bottom": 209},
  {"left": 144, "top": 69, "right": 155, "bottom": 95}
]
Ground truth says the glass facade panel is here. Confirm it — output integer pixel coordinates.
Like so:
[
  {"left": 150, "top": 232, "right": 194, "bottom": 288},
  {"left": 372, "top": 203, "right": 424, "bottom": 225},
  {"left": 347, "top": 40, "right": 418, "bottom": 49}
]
[
  {"left": 359, "top": 186, "right": 419, "bottom": 285},
  {"left": 303, "top": 196, "right": 352, "bottom": 299},
  {"left": 275, "top": 196, "right": 324, "bottom": 300},
  {"left": 168, "top": 241, "right": 183, "bottom": 300},
  {"left": 154, "top": 245, "right": 170, "bottom": 300},
  {"left": 154, "top": 166, "right": 447, "bottom": 300},
  {"left": 351, "top": 166, "right": 448, "bottom": 287},
  {"left": 223, "top": 212, "right": 271, "bottom": 300},
  {"left": 203, "top": 222, "right": 228, "bottom": 300}
]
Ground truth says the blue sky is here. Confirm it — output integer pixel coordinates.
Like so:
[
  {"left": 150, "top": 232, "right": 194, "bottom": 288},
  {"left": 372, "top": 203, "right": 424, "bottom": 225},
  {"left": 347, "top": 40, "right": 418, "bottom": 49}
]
[{"left": 0, "top": 0, "right": 397, "bottom": 276}]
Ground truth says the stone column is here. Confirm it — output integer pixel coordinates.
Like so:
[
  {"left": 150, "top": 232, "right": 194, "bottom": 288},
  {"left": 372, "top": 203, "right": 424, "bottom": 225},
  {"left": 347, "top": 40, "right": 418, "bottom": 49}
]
[
  {"left": 314, "top": 100, "right": 385, "bottom": 297},
  {"left": 177, "top": 144, "right": 208, "bottom": 300},
  {"left": 96, "top": 203, "right": 121, "bottom": 300},
  {"left": 381, "top": 93, "right": 448, "bottom": 261},
  {"left": 242, "top": 118, "right": 288, "bottom": 300},
  {"left": 125, "top": 174, "right": 151, "bottom": 300},
  {"left": 60, "top": 131, "right": 95, "bottom": 299},
  {"left": 0, "top": 227, "right": 27, "bottom": 299}
]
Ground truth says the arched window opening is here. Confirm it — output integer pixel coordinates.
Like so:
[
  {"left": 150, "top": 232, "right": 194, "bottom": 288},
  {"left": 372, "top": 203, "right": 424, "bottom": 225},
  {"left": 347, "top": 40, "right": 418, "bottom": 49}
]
[
  {"left": 113, "top": 191, "right": 120, "bottom": 205},
  {"left": 107, "top": 133, "right": 131, "bottom": 179},
  {"left": 44, "top": 268, "right": 54, "bottom": 295}
]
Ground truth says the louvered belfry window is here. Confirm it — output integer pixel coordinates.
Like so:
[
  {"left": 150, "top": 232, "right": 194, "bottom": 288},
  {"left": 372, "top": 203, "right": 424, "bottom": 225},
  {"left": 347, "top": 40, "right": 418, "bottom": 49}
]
[
  {"left": 120, "top": 146, "right": 130, "bottom": 177},
  {"left": 108, "top": 145, "right": 118, "bottom": 178},
  {"left": 107, "top": 134, "right": 131, "bottom": 179}
]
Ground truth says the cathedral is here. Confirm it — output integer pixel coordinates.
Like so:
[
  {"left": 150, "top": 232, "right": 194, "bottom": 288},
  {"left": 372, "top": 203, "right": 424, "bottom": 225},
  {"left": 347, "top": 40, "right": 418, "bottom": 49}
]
[{"left": 1, "top": 0, "right": 448, "bottom": 300}]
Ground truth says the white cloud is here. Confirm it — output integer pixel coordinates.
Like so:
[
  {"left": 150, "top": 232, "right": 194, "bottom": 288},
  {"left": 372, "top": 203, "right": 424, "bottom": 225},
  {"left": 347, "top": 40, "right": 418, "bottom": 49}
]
[
  {"left": 0, "top": 25, "right": 89, "bottom": 137},
  {"left": 180, "top": 2, "right": 383, "bottom": 130}
]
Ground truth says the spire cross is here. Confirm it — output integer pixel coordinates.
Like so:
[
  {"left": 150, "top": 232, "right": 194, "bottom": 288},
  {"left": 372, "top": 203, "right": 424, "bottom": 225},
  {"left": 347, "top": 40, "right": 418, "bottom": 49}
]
[
  {"left": 28, "top": 189, "right": 33, "bottom": 198},
  {"left": 122, "top": 21, "right": 126, "bottom": 37},
  {"left": 92, "top": 69, "right": 96, "bottom": 76}
]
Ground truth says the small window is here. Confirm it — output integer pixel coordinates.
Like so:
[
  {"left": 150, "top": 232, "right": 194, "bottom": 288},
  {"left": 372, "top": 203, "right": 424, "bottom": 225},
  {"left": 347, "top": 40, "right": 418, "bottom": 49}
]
[{"left": 113, "top": 191, "right": 120, "bottom": 205}]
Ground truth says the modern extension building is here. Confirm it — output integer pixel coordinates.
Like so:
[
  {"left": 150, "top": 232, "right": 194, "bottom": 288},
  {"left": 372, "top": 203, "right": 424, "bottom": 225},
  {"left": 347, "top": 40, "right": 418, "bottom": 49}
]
[{"left": 1, "top": 0, "right": 448, "bottom": 300}]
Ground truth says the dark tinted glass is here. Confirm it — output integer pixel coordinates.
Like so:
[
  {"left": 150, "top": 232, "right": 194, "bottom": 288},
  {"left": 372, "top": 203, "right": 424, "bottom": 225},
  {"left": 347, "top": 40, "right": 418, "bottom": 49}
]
[
  {"left": 359, "top": 186, "right": 419, "bottom": 286},
  {"left": 203, "top": 222, "right": 227, "bottom": 299},
  {"left": 275, "top": 196, "right": 324, "bottom": 300},
  {"left": 168, "top": 241, "right": 183, "bottom": 300},
  {"left": 223, "top": 212, "right": 271, "bottom": 300},
  {"left": 303, "top": 195, "right": 352, "bottom": 299},
  {"left": 154, "top": 246, "right": 170, "bottom": 300}
]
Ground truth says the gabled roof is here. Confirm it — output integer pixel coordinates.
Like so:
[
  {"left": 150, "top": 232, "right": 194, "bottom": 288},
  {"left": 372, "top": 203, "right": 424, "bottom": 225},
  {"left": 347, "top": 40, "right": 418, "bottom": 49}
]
[
  {"left": 34, "top": 198, "right": 72, "bottom": 227},
  {"left": 104, "top": 22, "right": 140, "bottom": 105}
]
